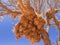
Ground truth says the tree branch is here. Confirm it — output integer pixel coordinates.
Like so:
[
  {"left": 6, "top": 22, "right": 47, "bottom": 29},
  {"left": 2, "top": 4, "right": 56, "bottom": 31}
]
[
  {"left": 0, "top": 11, "right": 9, "bottom": 16},
  {"left": 0, "top": 2, "right": 21, "bottom": 16}
]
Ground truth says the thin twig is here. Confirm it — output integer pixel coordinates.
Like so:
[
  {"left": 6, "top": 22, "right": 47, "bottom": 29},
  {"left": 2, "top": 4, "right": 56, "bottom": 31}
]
[{"left": 0, "top": 2, "right": 21, "bottom": 15}]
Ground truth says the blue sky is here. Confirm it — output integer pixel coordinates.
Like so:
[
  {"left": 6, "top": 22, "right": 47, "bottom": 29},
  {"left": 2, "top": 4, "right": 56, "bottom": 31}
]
[{"left": 0, "top": 0, "right": 60, "bottom": 45}]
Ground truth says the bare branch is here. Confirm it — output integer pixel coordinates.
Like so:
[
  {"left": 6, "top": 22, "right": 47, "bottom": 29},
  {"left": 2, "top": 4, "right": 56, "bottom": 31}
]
[
  {"left": 33, "top": 0, "right": 37, "bottom": 12},
  {"left": 46, "top": 7, "right": 60, "bottom": 31},
  {"left": 0, "top": 2, "right": 21, "bottom": 16},
  {"left": 8, "top": 0, "right": 17, "bottom": 6},
  {"left": 0, "top": 11, "right": 9, "bottom": 16}
]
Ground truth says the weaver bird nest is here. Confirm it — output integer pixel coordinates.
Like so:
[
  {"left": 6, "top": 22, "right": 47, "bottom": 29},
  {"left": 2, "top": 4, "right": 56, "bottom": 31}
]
[
  {"left": 13, "top": 12, "right": 51, "bottom": 45},
  {"left": 13, "top": 0, "right": 52, "bottom": 45},
  {"left": 12, "top": 0, "right": 60, "bottom": 45}
]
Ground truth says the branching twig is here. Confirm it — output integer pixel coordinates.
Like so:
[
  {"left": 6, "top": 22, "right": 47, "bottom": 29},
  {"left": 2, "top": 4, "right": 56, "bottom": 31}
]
[
  {"left": 46, "top": 6, "right": 60, "bottom": 31},
  {"left": 0, "top": 2, "right": 21, "bottom": 16},
  {"left": 0, "top": 11, "right": 9, "bottom": 16}
]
